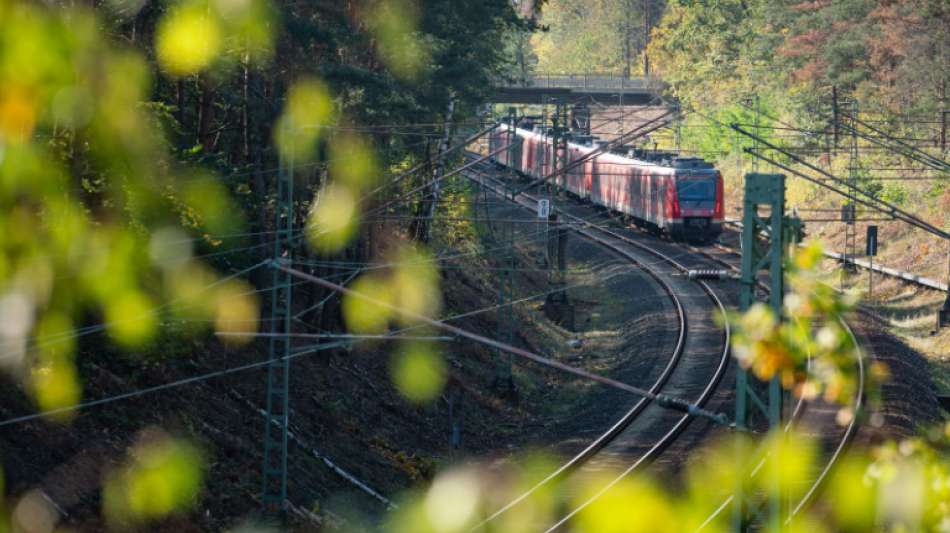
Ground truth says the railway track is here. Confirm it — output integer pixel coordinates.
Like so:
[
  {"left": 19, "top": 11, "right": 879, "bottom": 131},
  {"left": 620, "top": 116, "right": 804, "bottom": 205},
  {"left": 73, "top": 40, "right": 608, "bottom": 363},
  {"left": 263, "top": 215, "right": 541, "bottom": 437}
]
[
  {"left": 462, "top": 156, "right": 732, "bottom": 530},
  {"left": 721, "top": 220, "right": 950, "bottom": 294},
  {"left": 679, "top": 227, "right": 866, "bottom": 527},
  {"left": 460, "top": 151, "right": 866, "bottom": 530},
  {"left": 529, "top": 183, "right": 865, "bottom": 529}
]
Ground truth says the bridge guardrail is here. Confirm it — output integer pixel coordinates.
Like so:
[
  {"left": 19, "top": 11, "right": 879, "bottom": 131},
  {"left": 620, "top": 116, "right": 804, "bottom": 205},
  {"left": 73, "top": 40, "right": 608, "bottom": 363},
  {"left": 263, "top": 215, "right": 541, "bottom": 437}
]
[{"left": 497, "top": 73, "right": 664, "bottom": 91}]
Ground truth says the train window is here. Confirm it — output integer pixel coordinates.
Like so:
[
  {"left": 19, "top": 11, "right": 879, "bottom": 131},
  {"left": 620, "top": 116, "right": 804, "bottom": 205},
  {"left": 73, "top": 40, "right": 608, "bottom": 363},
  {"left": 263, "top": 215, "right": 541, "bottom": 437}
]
[{"left": 676, "top": 179, "right": 716, "bottom": 200}]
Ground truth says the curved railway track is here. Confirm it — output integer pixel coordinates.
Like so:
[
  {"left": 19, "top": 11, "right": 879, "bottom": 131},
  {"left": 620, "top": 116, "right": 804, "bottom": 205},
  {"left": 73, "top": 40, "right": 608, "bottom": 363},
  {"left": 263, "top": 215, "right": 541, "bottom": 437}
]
[
  {"left": 462, "top": 157, "right": 731, "bottom": 530},
  {"left": 679, "top": 234, "right": 866, "bottom": 527},
  {"left": 531, "top": 181, "right": 865, "bottom": 529},
  {"left": 461, "top": 150, "right": 866, "bottom": 530}
]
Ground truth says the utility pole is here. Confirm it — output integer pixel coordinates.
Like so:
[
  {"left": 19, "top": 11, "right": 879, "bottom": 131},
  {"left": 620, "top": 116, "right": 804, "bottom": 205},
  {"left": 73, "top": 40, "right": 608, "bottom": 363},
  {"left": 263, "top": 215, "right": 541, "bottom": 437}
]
[
  {"left": 261, "top": 116, "right": 295, "bottom": 515},
  {"left": 941, "top": 248, "right": 950, "bottom": 329},
  {"left": 752, "top": 95, "right": 760, "bottom": 174},
  {"left": 419, "top": 98, "right": 456, "bottom": 243},
  {"left": 622, "top": 0, "right": 632, "bottom": 79},
  {"left": 843, "top": 99, "right": 859, "bottom": 284},
  {"left": 643, "top": 0, "right": 650, "bottom": 77},
  {"left": 675, "top": 117, "right": 682, "bottom": 153},
  {"left": 544, "top": 102, "right": 573, "bottom": 329},
  {"left": 493, "top": 108, "right": 518, "bottom": 393},
  {"left": 493, "top": 214, "right": 516, "bottom": 394},
  {"left": 447, "top": 387, "right": 463, "bottom": 453},
  {"left": 733, "top": 173, "right": 799, "bottom": 531},
  {"left": 941, "top": 109, "right": 947, "bottom": 154},
  {"left": 832, "top": 85, "right": 839, "bottom": 154},
  {"left": 536, "top": 100, "right": 550, "bottom": 268},
  {"left": 620, "top": 88, "right": 625, "bottom": 140}
]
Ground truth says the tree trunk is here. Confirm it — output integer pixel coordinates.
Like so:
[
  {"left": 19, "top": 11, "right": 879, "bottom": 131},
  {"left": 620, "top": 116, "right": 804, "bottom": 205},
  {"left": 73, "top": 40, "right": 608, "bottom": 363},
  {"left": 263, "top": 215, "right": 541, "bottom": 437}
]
[
  {"left": 241, "top": 55, "right": 250, "bottom": 165},
  {"left": 177, "top": 78, "right": 186, "bottom": 148},
  {"left": 197, "top": 74, "right": 215, "bottom": 151},
  {"left": 413, "top": 98, "right": 456, "bottom": 243}
]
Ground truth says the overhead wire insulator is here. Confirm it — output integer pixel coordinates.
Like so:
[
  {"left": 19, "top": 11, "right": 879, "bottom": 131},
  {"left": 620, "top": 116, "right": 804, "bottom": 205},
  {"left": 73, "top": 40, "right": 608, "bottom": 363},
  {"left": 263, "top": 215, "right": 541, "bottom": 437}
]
[
  {"left": 655, "top": 394, "right": 732, "bottom": 427},
  {"left": 687, "top": 269, "right": 739, "bottom": 281}
]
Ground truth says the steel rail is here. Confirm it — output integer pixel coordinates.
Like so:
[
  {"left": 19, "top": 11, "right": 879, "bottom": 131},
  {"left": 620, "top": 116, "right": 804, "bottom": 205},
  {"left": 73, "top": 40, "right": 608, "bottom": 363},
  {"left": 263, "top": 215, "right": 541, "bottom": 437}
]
[
  {"left": 530, "top": 189, "right": 864, "bottom": 530},
  {"left": 463, "top": 156, "right": 732, "bottom": 531},
  {"left": 470, "top": 150, "right": 863, "bottom": 529},
  {"left": 571, "top": 204, "right": 859, "bottom": 527},
  {"left": 535, "top": 198, "right": 731, "bottom": 533},
  {"left": 464, "top": 168, "right": 690, "bottom": 528},
  {"left": 677, "top": 231, "right": 866, "bottom": 529},
  {"left": 276, "top": 262, "right": 729, "bottom": 418},
  {"left": 722, "top": 219, "right": 949, "bottom": 294}
]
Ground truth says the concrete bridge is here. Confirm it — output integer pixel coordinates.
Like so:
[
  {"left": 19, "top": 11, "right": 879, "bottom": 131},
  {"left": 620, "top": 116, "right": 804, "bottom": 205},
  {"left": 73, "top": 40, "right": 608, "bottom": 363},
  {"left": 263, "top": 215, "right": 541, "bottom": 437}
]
[{"left": 490, "top": 73, "right": 669, "bottom": 106}]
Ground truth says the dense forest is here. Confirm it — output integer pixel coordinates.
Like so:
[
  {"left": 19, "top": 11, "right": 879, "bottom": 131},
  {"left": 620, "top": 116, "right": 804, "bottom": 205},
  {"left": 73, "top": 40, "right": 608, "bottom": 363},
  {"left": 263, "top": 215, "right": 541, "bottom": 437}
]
[
  {"left": 536, "top": 0, "right": 948, "bottom": 168},
  {"left": 533, "top": 0, "right": 948, "bottom": 114}
]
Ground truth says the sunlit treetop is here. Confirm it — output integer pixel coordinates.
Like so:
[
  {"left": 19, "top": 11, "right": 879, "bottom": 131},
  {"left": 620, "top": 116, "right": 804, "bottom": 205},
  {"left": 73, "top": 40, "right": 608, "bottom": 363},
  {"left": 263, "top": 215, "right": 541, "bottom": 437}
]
[
  {"left": 155, "top": 0, "right": 275, "bottom": 76},
  {"left": 364, "top": 0, "right": 431, "bottom": 81}
]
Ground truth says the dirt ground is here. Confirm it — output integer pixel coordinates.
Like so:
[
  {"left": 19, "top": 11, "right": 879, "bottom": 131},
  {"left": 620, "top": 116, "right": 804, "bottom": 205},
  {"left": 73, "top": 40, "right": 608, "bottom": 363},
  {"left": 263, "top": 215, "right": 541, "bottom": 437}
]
[{"left": 832, "top": 265, "right": 950, "bottom": 396}]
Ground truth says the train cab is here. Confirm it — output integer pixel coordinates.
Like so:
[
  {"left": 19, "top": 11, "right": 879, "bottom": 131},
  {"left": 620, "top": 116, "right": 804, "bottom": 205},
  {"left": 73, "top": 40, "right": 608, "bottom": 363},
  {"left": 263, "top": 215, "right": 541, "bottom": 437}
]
[{"left": 667, "top": 159, "right": 723, "bottom": 241}]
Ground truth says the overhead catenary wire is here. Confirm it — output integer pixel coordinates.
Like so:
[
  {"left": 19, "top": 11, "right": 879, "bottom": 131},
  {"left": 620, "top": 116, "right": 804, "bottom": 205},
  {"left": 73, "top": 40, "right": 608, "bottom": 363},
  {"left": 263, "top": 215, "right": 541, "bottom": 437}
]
[
  {"left": 360, "top": 123, "right": 501, "bottom": 202},
  {"left": 0, "top": 254, "right": 646, "bottom": 428},
  {"left": 163, "top": 123, "right": 498, "bottom": 254},
  {"left": 274, "top": 262, "right": 732, "bottom": 427},
  {"left": 0, "top": 340, "right": 349, "bottom": 427},
  {"left": 731, "top": 123, "right": 950, "bottom": 241},
  {"left": 297, "top": 142, "right": 517, "bottom": 247},
  {"left": 512, "top": 109, "right": 677, "bottom": 195},
  {"left": 837, "top": 111, "right": 950, "bottom": 174},
  {"left": 172, "top": 125, "right": 500, "bottom": 267},
  {"left": 8, "top": 115, "right": 718, "bottom": 420},
  {"left": 215, "top": 332, "right": 456, "bottom": 342},
  {"left": 2, "top": 260, "right": 271, "bottom": 363}
]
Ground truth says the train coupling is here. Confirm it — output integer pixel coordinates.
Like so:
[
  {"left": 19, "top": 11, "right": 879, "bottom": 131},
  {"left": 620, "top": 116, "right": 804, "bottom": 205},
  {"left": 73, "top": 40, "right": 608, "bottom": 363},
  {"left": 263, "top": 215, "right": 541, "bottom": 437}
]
[{"left": 686, "top": 269, "right": 739, "bottom": 281}]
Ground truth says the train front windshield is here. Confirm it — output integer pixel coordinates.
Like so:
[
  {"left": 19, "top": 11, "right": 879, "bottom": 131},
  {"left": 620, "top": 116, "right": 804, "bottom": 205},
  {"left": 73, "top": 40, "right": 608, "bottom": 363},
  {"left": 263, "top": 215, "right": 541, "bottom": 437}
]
[{"left": 676, "top": 178, "right": 717, "bottom": 205}]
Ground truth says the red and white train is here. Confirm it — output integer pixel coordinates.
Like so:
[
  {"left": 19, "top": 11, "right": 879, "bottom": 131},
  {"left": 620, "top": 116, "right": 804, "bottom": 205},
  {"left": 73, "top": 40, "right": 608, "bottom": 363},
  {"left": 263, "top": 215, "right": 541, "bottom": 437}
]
[{"left": 488, "top": 123, "right": 724, "bottom": 242}]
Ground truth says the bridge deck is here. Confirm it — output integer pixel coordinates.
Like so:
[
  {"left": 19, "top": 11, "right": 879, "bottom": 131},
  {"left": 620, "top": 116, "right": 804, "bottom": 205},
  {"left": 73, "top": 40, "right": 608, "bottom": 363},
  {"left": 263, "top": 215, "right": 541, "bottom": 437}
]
[{"left": 491, "top": 74, "right": 668, "bottom": 106}]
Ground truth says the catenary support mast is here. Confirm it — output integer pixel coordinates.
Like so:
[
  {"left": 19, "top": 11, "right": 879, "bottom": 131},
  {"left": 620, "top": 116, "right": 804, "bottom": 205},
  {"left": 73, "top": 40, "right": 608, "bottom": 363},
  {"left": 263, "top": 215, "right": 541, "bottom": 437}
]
[
  {"left": 261, "top": 117, "right": 295, "bottom": 514},
  {"left": 733, "top": 172, "right": 801, "bottom": 530}
]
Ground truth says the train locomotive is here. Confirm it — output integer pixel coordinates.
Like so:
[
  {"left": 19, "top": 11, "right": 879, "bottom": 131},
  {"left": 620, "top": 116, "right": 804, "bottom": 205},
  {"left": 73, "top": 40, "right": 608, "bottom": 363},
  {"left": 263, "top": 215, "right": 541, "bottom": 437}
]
[{"left": 488, "top": 122, "right": 724, "bottom": 242}]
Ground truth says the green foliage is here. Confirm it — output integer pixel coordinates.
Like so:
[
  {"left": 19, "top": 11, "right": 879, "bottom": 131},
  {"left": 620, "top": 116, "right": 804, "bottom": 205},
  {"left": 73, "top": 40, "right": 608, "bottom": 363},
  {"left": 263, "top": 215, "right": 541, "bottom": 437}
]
[
  {"left": 879, "top": 182, "right": 909, "bottom": 206},
  {"left": 0, "top": 1, "right": 262, "bottom": 417},
  {"left": 378, "top": 422, "right": 950, "bottom": 532},
  {"left": 532, "top": 0, "right": 664, "bottom": 75},
  {"left": 103, "top": 431, "right": 205, "bottom": 526},
  {"left": 729, "top": 242, "right": 872, "bottom": 405},
  {"left": 647, "top": 0, "right": 949, "bottom": 115}
]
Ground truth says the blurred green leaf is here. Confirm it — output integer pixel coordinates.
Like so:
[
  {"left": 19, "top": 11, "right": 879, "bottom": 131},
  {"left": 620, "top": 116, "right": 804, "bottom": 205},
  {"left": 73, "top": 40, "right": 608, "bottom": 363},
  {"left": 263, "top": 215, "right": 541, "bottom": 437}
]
[
  {"left": 390, "top": 340, "right": 446, "bottom": 403},
  {"left": 104, "top": 432, "right": 205, "bottom": 525}
]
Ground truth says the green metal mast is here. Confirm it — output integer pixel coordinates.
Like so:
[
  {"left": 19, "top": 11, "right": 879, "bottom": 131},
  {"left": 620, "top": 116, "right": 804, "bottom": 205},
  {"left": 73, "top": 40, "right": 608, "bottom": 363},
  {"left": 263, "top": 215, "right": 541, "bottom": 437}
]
[
  {"left": 544, "top": 101, "right": 571, "bottom": 327},
  {"left": 733, "top": 172, "right": 789, "bottom": 530},
  {"left": 843, "top": 99, "right": 859, "bottom": 284},
  {"left": 494, "top": 215, "right": 516, "bottom": 392},
  {"left": 262, "top": 117, "right": 295, "bottom": 514},
  {"left": 494, "top": 108, "right": 518, "bottom": 392}
]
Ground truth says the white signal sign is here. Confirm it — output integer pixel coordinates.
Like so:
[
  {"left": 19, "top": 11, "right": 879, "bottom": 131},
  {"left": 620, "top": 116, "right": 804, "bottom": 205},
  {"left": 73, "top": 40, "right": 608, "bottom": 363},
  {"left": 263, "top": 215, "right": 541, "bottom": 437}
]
[{"left": 537, "top": 199, "right": 550, "bottom": 218}]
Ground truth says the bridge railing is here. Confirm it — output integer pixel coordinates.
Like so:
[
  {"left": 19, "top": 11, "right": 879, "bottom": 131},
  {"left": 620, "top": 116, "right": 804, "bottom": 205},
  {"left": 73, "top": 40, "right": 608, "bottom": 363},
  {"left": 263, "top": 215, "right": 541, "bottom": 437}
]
[{"left": 498, "top": 72, "right": 662, "bottom": 91}]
